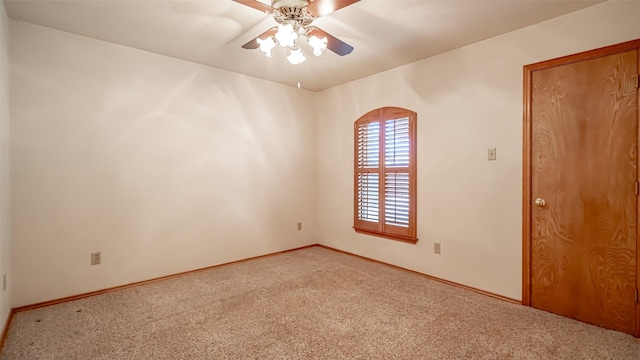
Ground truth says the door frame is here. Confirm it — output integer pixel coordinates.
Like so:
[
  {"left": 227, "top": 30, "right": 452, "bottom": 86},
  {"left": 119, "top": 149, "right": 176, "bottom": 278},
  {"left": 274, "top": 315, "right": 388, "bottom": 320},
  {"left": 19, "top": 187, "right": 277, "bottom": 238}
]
[{"left": 522, "top": 38, "right": 640, "bottom": 337}]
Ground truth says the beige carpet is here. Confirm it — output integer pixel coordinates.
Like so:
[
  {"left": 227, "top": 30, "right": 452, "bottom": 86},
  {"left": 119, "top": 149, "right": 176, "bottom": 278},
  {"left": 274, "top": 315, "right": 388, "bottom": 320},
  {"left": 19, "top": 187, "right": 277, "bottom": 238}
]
[{"left": 1, "top": 246, "right": 638, "bottom": 359}]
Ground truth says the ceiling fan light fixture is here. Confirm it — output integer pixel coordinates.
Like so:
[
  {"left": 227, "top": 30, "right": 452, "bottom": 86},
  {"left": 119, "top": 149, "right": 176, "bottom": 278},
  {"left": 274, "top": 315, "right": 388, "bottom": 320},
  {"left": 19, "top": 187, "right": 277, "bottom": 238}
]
[
  {"left": 234, "top": 0, "right": 358, "bottom": 64},
  {"left": 275, "top": 23, "right": 298, "bottom": 48},
  {"left": 287, "top": 47, "right": 306, "bottom": 65},
  {"left": 257, "top": 36, "right": 277, "bottom": 57},
  {"left": 308, "top": 35, "right": 328, "bottom": 56}
]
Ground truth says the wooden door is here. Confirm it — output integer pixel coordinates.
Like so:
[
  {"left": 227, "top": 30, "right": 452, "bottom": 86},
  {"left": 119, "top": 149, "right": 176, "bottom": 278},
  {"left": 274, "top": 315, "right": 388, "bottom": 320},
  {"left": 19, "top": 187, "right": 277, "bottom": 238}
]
[{"left": 526, "top": 44, "right": 639, "bottom": 336}]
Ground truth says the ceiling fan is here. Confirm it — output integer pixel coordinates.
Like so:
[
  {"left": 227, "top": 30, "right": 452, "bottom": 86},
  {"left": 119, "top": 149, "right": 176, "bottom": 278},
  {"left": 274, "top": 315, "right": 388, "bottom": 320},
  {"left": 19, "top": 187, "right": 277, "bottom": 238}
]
[{"left": 232, "top": 0, "right": 360, "bottom": 64}]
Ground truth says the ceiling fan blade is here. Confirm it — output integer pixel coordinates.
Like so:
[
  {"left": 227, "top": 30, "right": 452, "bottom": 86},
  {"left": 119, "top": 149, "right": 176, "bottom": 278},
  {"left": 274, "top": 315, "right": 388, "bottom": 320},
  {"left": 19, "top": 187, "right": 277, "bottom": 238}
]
[
  {"left": 232, "top": 0, "right": 274, "bottom": 14},
  {"left": 242, "top": 27, "right": 278, "bottom": 49},
  {"left": 306, "top": 0, "right": 360, "bottom": 18},
  {"left": 308, "top": 27, "right": 353, "bottom": 56}
]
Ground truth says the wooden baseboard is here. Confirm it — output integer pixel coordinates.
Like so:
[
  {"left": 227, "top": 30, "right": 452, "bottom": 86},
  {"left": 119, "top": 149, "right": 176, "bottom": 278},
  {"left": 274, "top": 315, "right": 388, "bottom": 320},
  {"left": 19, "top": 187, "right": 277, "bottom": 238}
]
[
  {"left": 14, "top": 244, "right": 318, "bottom": 313},
  {"left": 0, "top": 242, "right": 521, "bottom": 350},
  {"left": 0, "top": 310, "right": 14, "bottom": 353},
  {"left": 11, "top": 242, "right": 518, "bottom": 314},
  {"left": 316, "top": 244, "right": 521, "bottom": 305}
]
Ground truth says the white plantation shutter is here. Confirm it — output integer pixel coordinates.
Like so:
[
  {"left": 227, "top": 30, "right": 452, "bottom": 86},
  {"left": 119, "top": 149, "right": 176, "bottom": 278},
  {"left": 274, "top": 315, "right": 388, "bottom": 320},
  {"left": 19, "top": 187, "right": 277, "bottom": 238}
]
[
  {"left": 357, "top": 173, "right": 379, "bottom": 222},
  {"left": 385, "top": 172, "right": 410, "bottom": 227},
  {"left": 384, "top": 117, "right": 410, "bottom": 228},
  {"left": 385, "top": 118, "right": 410, "bottom": 168},
  {"left": 357, "top": 122, "right": 380, "bottom": 169},
  {"left": 354, "top": 108, "right": 417, "bottom": 242},
  {"left": 355, "top": 120, "right": 381, "bottom": 230}
]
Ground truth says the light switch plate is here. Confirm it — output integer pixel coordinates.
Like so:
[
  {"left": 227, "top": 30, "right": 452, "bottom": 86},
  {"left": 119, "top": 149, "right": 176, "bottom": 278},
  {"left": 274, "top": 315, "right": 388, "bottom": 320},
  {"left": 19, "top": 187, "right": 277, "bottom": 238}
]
[
  {"left": 91, "top": 252, "right": 101, "bottom": 265},
  {"left": 488, "top": 148, "right": 497, "bottom": 161}
]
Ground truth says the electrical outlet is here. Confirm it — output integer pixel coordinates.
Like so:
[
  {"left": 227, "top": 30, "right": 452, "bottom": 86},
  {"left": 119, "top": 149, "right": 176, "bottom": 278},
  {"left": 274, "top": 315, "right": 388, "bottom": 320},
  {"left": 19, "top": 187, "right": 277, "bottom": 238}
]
[
  {"left": 297, "top": 222, "right": 302, "bottom": 231},
  {"left": 488, "top": 148, "right": 497, "bottom": 161},
  {"left": 91, "top": 252, "right": 101, "bottom": 265},
  {"left": 434, "top": 243, "right": 441, "bottom": 254},
  {"left": 2, "top": 274, "right": 6, "bottom": 292}
]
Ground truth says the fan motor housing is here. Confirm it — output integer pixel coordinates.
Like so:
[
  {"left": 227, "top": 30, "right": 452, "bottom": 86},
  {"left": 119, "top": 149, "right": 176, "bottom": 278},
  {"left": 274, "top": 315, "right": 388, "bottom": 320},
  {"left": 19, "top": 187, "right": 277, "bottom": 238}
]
[
  {"left": 271, "top": 0, "right": 310, "bottom": 9},
  {"left": 272, "top": 0, "right": 314, "bottom": 27}
]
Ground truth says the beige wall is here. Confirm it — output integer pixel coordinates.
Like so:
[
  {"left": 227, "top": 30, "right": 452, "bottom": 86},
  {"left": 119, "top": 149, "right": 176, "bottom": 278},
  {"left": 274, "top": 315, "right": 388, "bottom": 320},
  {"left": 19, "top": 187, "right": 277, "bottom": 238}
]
[
  {"left": 315, "top": 0, "right": 640, "bottom": 300},
  {"left": 7, "top": 0, "right": 640, "bottom": 308},
  {"left": 10, "top": 21, "right": 317, "bottom": 307},
  {"left": 0, "top": 0, "right": 12, "bottom": 328}
]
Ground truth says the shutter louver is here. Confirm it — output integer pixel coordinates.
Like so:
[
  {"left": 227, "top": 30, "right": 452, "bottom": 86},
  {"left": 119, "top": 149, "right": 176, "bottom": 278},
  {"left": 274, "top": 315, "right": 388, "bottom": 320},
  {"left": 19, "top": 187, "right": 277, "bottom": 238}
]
[
  {"left": 385, "top": 117, "right": 410, "bottom": 167},
  {"left": 357, "top": 173, "right": 379, "bottom": 222},
  {"left": 358, "top": 122, "right": 380, "bottom": 168},
  {"left": 357, "top": 121, "right": 380, "bottom": 223},
  {"left": 385, "top": 173, "right": 410, "bottom": 227},
  {"left": 384, "top": 117, "right": 411, "bottom": 228}
]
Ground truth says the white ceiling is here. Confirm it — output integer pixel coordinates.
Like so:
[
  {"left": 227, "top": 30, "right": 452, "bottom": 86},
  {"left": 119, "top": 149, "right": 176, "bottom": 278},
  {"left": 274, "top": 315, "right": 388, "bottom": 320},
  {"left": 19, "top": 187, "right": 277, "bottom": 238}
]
[{"left": 4, "top": 0, "right": 603, "bottom": 91}]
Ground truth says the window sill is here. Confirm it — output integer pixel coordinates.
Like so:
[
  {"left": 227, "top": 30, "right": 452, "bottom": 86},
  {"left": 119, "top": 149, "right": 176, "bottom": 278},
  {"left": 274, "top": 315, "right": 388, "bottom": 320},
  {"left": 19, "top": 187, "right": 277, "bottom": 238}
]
[{"left": 354, "top": 228, "right": 418, "bottom": 244}]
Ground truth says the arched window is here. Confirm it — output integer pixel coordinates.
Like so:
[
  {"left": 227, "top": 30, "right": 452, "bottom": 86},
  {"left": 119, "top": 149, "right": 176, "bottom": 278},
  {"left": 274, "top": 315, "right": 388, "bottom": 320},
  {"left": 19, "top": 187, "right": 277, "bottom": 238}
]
[{"left": 354, "top": 107, "right": 417, "bottom": 243}]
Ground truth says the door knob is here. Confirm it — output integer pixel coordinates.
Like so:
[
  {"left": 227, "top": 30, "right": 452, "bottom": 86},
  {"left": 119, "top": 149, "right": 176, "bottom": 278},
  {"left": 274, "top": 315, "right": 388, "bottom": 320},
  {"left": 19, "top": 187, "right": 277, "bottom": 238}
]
[{"left": 534, "top": 198, "right": 546, "bottom": 207}]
